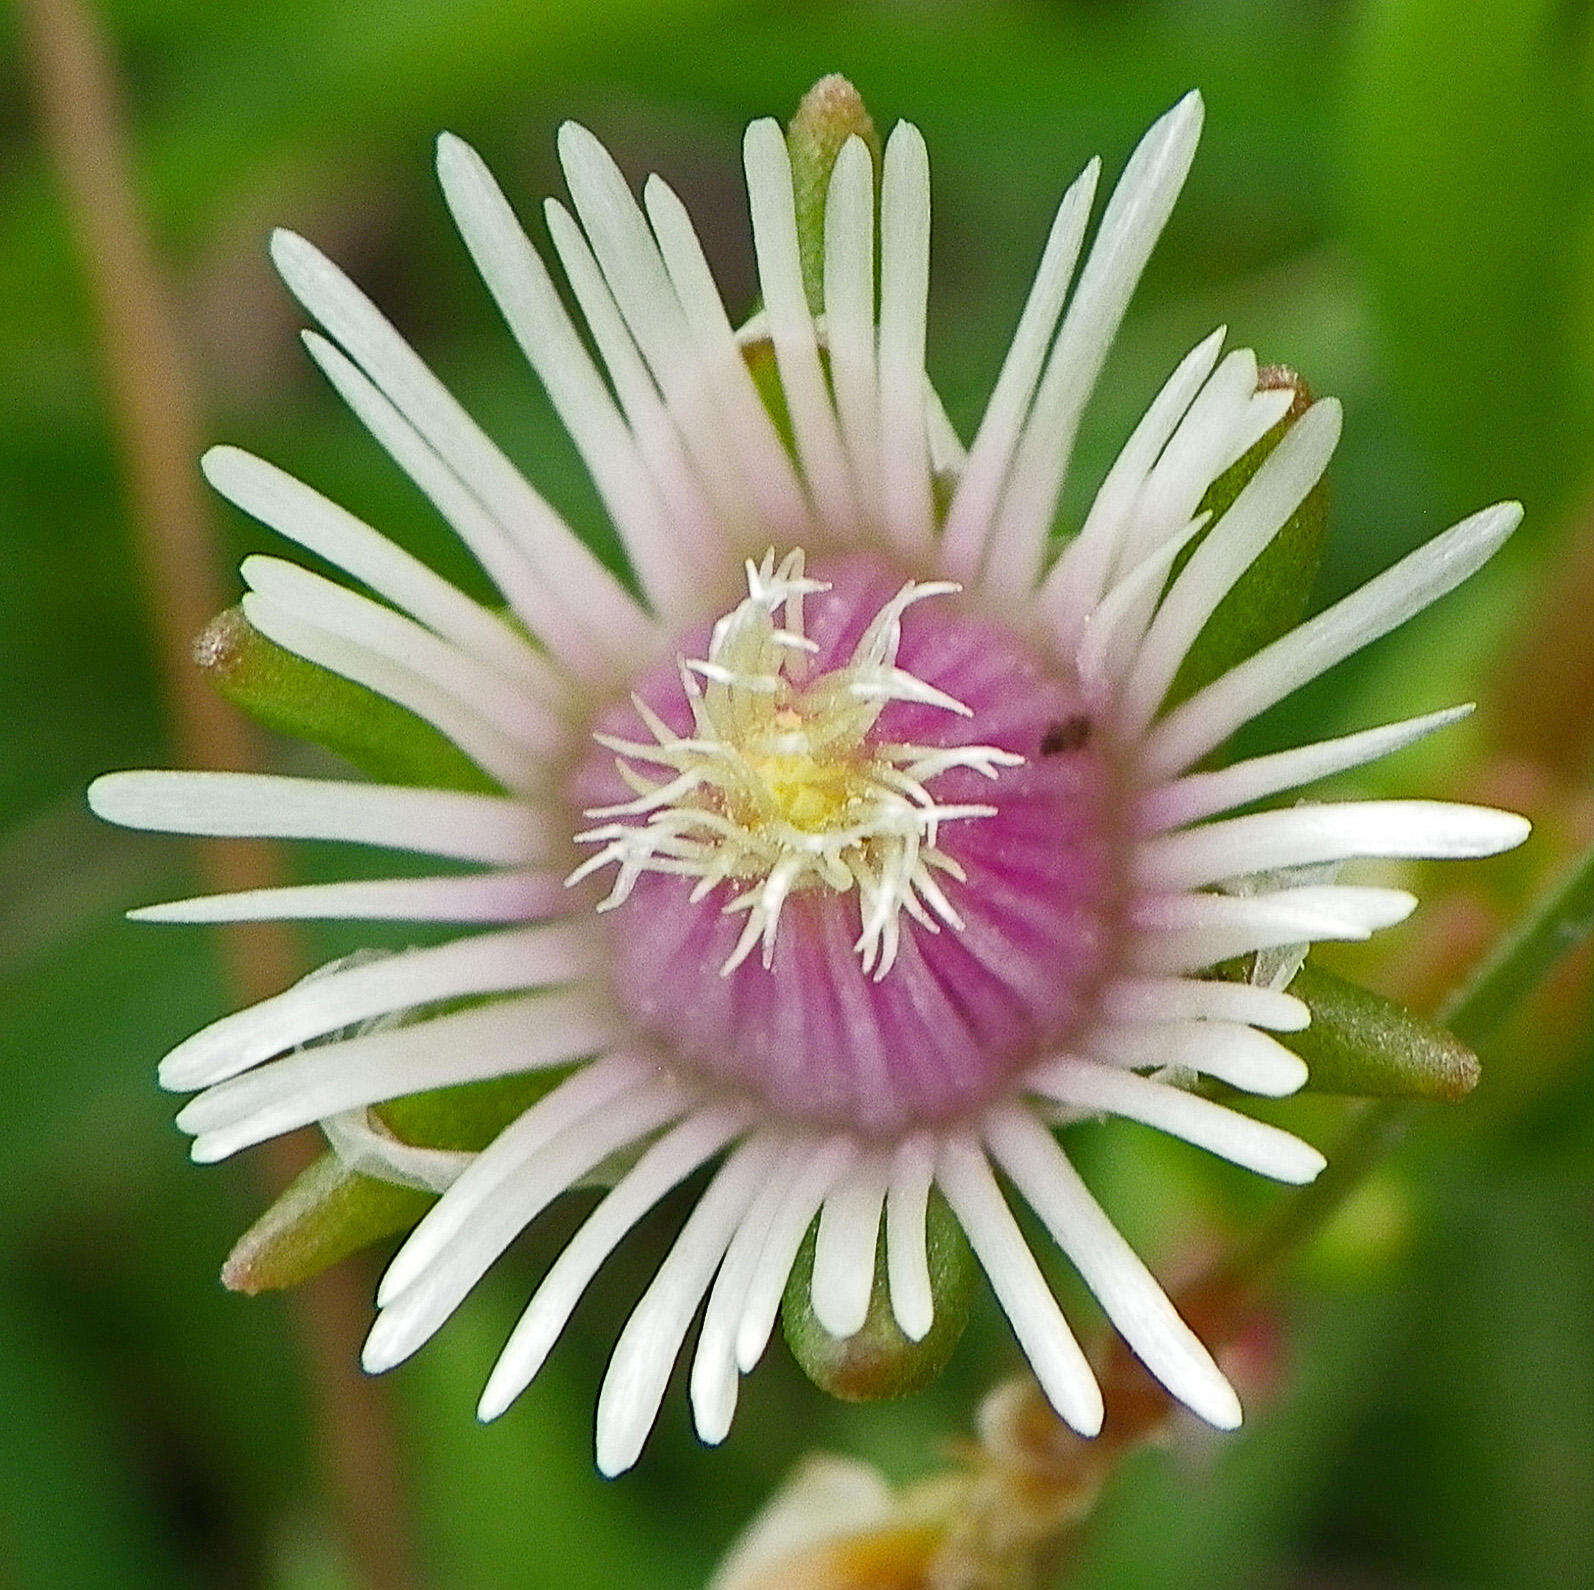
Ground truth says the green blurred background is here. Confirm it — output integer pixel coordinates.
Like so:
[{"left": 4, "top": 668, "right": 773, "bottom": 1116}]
[{"left": 5, "top": 0, "right": 1594, "bottom": 1584}]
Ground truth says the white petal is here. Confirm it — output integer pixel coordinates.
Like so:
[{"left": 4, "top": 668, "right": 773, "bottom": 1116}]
[
  {"left": 1137, "top": 800, "right": 1532, "bottom": 892},
  {"left": 1101, "top": 976, "right": 1309, "bottom": 1033},
  {"left": 479, "top": 1102, "right": 754, "bottom": 1422},
  {"left": 365, "top": 1066, "right": 689, "bottom": 1370},
  {"left": 180, "top": 988, "right": 618, "bottom": 1162},
  {"left": 939, "top": 159, "right": 1101, "bottom": 581},
  {"left": 735, "top": 1135, "right": 857, "bottom": 1373},
  {"left": 1116, "top": 398, "right": 1342, "bottom": 733},
  {"left": 982, "top": 92, "right": 1204, "bottom": 601},
  {"left": 1085, "top": 1019, "right": 1309, "bottom": 1097},
  {"left": 743, "top": 119, "right": 858, "bottom": 529},
  {"left": 160, "top": 922, "right": 597, "bottom": 1090},
  {"left": 88, "top": 771, "right": 553, "bottom": 863},
  {"left": 270, "top": 230, "right": 653, "bottom": 674},
  {"left": 690, "top": 1136, "right": 813, "bottom": 1445},
  {"left": 810, "top": 1157, "right": 888, "bottom": 1340},
  {"left": 595, "top": 1132, "right": 781, "bottom": 1476},
  {"left": 824, "top": 137, "right": 882, "bottom": 524},
  {"left": 541, "top": 196, "right": 727, "bottom": 583},
  {"left": 935, "top": 1134, "right": 1104, "bottom": 1436},
  {"left": 1038, "top": 325, "right": 1225, "bottom": 637},
  {"left": 1132, "top": 884, "right": 1418, "bottom": 971},
  {"left": 885, "top": 1132, "right": 937, "bottom": 1342},
  {"left": 435, "top": 133, "right": 701, "bottom": 618},
  {"left": 1140, "top": 706, "right": 1474, "bottom": 830},
  {"left": 128, "top": 869, "right": 567, "bottom": 926},
  {"left": 200, "top": 445, "right": 553, "bottom": 696},
  {"left": 240, "top": 555, "right": 563, "bottom": 750},
  {"left": 240, "top": 592, "right": 542, "bottom": 795},
  {"left": 876, "top": 122, "right": 934, "bottom": 555},
  {"left": 985, "top": 1106, "right": 1241, "bottom": 1429},
  {"left": 556, "top": 123, "right": 750, "bottom": 539},
  {"left": 644, "top": 173, "right": 812, "bottom": 542},
  {"left": 1028, "top": 1055, "right": 1326, "bottom": 1182},
  {"left": 1145, "top": 501, "right": 1522, "bottom": 778}
]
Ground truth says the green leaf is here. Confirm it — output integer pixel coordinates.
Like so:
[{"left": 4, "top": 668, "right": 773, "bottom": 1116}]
[
  {"left": 1164, "top": 367, "right": 1326, "bottom": 710},
  {"left": 781, "top": 1191, "right": 974, "bottom": 1402},
  {"left": 197, "top": 605, "right": 500, "bottom": 793},
  {"left": 786, "top": 75, "right": 881, "bottom": 314},
  {"left": 1284, "top": 962, "right": 1479, "bottom": 1102},
  {"left": 222, "top": 1151, "right": 432, "bottom": 1294}
]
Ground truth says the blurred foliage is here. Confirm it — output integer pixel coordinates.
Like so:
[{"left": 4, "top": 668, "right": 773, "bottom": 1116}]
[{"left": 5, "top": 0, "right": 1594, "bottom": 1586}]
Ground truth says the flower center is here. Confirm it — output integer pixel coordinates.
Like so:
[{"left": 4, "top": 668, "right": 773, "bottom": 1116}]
[
  {"left": 570, "top": 552, "right": 1126, "bottom": 1134},
  {"left": 569, "top": 551, "right": 1022, "bottom": 979}
]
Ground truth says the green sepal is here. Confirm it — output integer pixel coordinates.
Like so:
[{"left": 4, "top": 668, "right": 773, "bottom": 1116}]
[
  {"left": 781, "top": 1191, "right": 975, "bottom": 1402},
  {"left": 1283, "top": 962, "right": 1480, "bottom": 1101},
  {"left": 375, "top": 1067, "right": 574, "bottom": 1152},
  {"left": 786, "top": 75, "right": 881, "bottom": 314},
  {"left": 196, "top": 605, "right": 500, "bottom": 793},
  {"left": 1164, "top": 368, "right": 1326, "bottom": 711},
  {"left": 221, "top": 1152, "right": 432, "bottom": 1294}
]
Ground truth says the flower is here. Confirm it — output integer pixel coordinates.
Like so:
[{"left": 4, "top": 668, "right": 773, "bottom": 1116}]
[{"left": 90, "top": 87, "right": 1529, "bottom": 1476}]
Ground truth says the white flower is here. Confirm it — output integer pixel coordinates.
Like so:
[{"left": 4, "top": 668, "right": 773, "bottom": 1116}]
[{"left": 90, "top": 90, "right": 1528, "bottom": 1475}]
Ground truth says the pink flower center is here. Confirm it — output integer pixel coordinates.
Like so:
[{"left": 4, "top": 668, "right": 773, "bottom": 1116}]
[{"left": 570, "top": 553, "right": 1126, "bottom": 1135}]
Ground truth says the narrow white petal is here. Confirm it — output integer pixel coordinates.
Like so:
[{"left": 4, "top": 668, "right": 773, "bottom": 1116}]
[
  {"left": 1145, "top": 501, "right": 1522, "bottom": 779},
  {"left": 643, "top": 173, "right": 812, "bottom": 541},
  {"left": 595, "top": 1133, "right": 780, "bottom": 1476},
  {"left": 1038, "top": 325, "right": 1225, "bottom": 637},
  {"left": 824, "top": 137, "right": 882, "bottom": 523},
  {"left": 1141, "top": 706, "right": 1474, "bottom": 830},
  {"left": 435, "top": 133, "right": 701, "bottom": 617},
  {"left": 240, "top": 593, "right": 541, "bottom": 795},
  {"left": 160, "top": 922, "right": 596, "bottom": 1090},
  {"left": 200, "top": 446, "right": 553, "bottom": 696},
  {"left": 1133, "top": 884, "right": 1417, "bottom": 971},
  {"left": 876, "top": 122, "right": 934, "bottom": 554},
  {"left": 479, "top": 1102, "right": 751, "bottom": 1421},
  {"left": 556, "top": 123, "right": 750, "bottom": 538},
  {"left": 1137, "top": 800, "right": 1532, "bottom": 892},
  {"left": 365, "top": 1067, "right": 689, "bottom": 1370},
  {"left": 743, "top": 119, "right": 858, "bottom": 528},
  {"left": 1075, "top": 510, "right": 1210, "bottom": 700},
  {"left": 271, "top": 230, "right": 653, "bottom": 673},
  {"left": 939, "top": 160, "right": 1101, "bottom": 581},
  {"left": 811, "top": 1157, "right": 888, "bottom": 1340},
  {"left": 1085, "top": 1019, "right": 1309, "bottom": 1098},
  {"left": 690, "top": 1137, "right": 812, "bottom": 1444},
  {"left": 88, "top": 771, "right": 553, "bottom": 863},
  {"left": 884, "top": 1132, "right": 936, "bottom": 1342},
  {"left": 735, "top": 1135, "right": 857, "bottom": 1373},
  {"left": 935, "top": 1135, "right": 1104, "bottom": 1436},
  {"left": 180, "top": 988, "right": 618, "bottom": 1162},
  {"left": 1116, "top": 398, "right": 1342, "bottom": 732},
  {"left": 983, "top": 92, "right": 1204, "bottom": 600},
  {"left": 240, "top": 555, "right": 563, "bottom": 751},
  {"left": 128, "top": 869, "right": 567, "bottom": 926},
  {"left": 1029, "top": 1055, "right": 1326, "bottom": 1183},
  {"left": 541, "top": 197, "right": 727, "bottom": 584},
  {"left": 985, "top": 1106, "right": 1242, "bottom": 1429},
  {"left": 1101, "top": 976, "right": 1310, "bottom": 1033}
]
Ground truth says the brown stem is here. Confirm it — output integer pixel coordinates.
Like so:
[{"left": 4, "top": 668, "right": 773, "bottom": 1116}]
[{"left": 20, "top": 1, "right": 420, "bottom": 1583}]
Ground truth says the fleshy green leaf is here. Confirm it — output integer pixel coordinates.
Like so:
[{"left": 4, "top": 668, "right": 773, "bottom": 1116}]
[
  {"left": 1284, "top": 963, "right": 1478, "bottom": 1102},
  {"left": 222, "top": 1151, "right": 432, "bottom": 1294},
  {"left": 197, "top": 605, "right": 500, "bottom": 793},
  {"left": 781, "top": 1192, "right": 975, "bottom": 1402},
  {"left": 1165, "top": 367, "right": 1326, "bottom": 710},
  {"left": 786, "top": 74, "right": 881, "bottom": 314}
]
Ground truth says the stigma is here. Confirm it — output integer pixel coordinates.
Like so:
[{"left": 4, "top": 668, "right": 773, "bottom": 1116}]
[{"left": 569, "top": 551, "right": 1023, "bottom": 979}]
